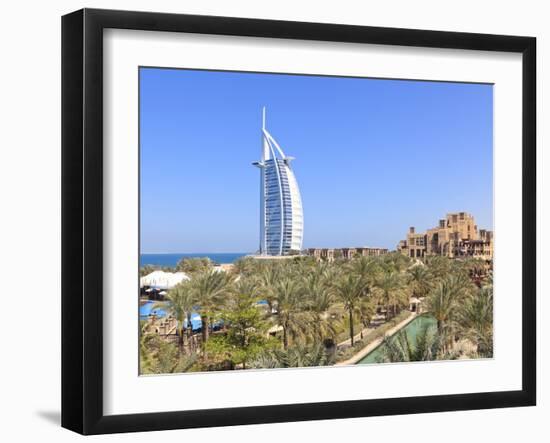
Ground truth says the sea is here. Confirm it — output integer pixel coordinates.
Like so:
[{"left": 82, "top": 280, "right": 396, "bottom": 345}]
[{"left": 140, "top": 252, "right": 249, "bottom": 267}]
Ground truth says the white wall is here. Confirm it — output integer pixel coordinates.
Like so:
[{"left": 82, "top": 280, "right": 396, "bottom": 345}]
[{"left": 0, "top": 0, "right": 545, "bottom": 441}]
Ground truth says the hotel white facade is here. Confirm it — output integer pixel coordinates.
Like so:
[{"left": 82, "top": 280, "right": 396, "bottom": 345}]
[{"left": 253, "top": 108, "right": 304, "bottom": 255}]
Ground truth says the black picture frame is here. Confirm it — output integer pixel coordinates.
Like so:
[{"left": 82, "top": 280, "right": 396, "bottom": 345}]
[{"left": 62, "top": 8, "right": 536, "bottom": 435}]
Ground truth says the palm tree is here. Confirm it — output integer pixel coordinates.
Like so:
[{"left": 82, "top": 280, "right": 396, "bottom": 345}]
[
  {"left": 424, "top": 255, "right": 452, "bottom": 281},
  {"left": 351, "top": 257, "right": 380, "bottom": 336},
  {"left": 164, "top": 281, "right": 195, "bottom": 352},
  {"left": 374, "top": 270, "right": 408, "bottom": 320},
  {"left": 139, "top": 323, "right": 156, "bottom": 374},
  {"left": 280, "top": 342, "right": 333, "bottom": 367},
  {"left": 231, "top": 257, "right": 255, "bottom": 277},
  {"left": 140, "top": 328, "right": 199, "bottom": 374},
  {"left": 427, "top": 278, "right": 455, "bottom": 336},
  {"left": 302, "top": 268, "right": 337, "bottom": 343},
  {"left": 381, "top": 252, "right": 412, "bottom": 273},
  {"left": 228, "top": 277, "right": 261, "bottom": 303},
  {"left": 379, "top": 329, "right": 417, "bottom": 363},
  {"left": 378, "top": 324, "right": 460, "bottom": 363},
  {"left": 407, "top": 264, "right": 433, "bottom": 299},
  {"left": 426, "top": 274, "right": 472, "bottom": 349},
  {"left": 190, "top": 270, "right": 232, "bottom": 351},
  {"left": 357, "top": 297, "right": 376, "bottom": 339},
  {"left": 352, "top": 257, "right": 380, "bottom": 290},
  {"left": 332, "top": 274, "right": 365, "bottom": 346},
  {"left": 252, "top": 343, "right": 332, "bottom": 368},
  {"left": 257, "top": 263, "right": 281, "bottom": 315},
  {"left": 176, "top": 257, "right": 212, "bottom": 275},
  {"left": 457, "top": 285, "right": 493, "bottom": 357},
  {"left": 271, "top": 276, "right": 308, "bottom": 349}
]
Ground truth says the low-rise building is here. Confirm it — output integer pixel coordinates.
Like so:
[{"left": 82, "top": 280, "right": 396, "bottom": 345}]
[{"left": 306, "top": 247, "right": 388, "bottom": 262}]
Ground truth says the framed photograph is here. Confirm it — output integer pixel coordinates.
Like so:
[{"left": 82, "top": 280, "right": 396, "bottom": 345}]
[{"left": 61, "top": 8, "right": 536, "bottom": 435}]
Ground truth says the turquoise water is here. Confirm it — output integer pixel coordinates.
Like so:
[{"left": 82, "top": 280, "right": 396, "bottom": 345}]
[
  {"left": 140, "top": 252, "right": 249, "bottom": 267},
  {"left": 139, "top": 300, "right": 212, "bottom": 330},
  {"left": 140, "top": 300, "right": 202, "bottom": 329},
  {"left": 139, "top": 300, "right": 168, "bottom": 319},
  {"left": 357, "top": 315, "right": 437, "bottom": 364}
]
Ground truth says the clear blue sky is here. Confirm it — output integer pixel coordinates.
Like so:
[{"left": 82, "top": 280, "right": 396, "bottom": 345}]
[{"left": 140, "top": 67, "right": 493, "bottom": 253}]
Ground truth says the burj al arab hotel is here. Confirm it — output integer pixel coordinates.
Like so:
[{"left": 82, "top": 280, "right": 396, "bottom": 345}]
[{"left": 252, "top": 108, "right": 304, "bottom": 256}]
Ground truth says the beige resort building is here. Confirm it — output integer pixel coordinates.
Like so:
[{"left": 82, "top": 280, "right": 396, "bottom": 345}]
[{"left": 397, "top": 212, "right": 493, "bottom": 260}]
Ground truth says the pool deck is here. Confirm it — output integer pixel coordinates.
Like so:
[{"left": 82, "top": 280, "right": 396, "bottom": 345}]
[{"left": 335, "top": 311, "right": 418, "bottom": 366}]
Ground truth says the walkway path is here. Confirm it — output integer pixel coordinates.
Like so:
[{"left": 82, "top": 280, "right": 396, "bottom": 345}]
[
  {"left": 335, "top": 312, "right": 418, "bottom": 366},
  {"left": 336, "top": 314, "right": 386, "bottom": 348}
]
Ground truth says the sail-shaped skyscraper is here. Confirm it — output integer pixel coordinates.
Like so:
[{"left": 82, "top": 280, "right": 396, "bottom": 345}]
[{"left": 252, "top": 108, "right": 304, "bottom": 256}]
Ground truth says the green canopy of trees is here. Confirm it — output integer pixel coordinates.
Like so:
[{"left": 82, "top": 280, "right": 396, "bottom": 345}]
[{"left": 140, "top": 254, "right": 493, "bottom": 373}]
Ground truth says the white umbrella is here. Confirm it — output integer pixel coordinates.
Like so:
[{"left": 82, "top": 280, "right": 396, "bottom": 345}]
[{"left": 140, "top": 270, "right": 190, "bottom": 289}]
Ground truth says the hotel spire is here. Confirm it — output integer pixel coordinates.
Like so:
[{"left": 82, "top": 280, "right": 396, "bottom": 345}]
[{"left": 253, "top": 108, "right": 304, "bottom": 255}]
